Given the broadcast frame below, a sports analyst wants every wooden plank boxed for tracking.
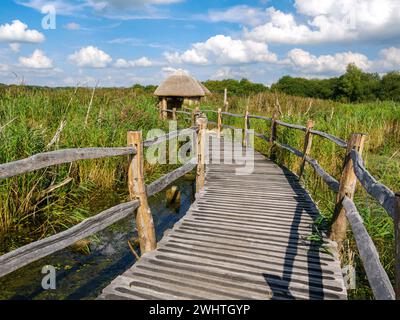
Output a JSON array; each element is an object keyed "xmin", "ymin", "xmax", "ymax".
[
  {"xmin": 0, "ymin": 200, "xmax": 139, "ymax": 278},
  {"xmin": 395, "ymin": 193, "xmax": 400, "ymax": 300},
  {"xmin": 342, "ymin": 196, "xmax": 395, "ymax": 300},
  {"xmin": 0, "ymin": 147, "xmax": 136, "ymax": 180}
]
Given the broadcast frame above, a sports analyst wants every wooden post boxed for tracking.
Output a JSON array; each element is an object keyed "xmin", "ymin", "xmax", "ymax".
[
  {"xmin": 243, "ymin": 110, "xmax": 250, "ymax": 148},
  {"xmin": 127, "ymin": 131, "xmax": 157, "ymax": 255},
  {"xmin": 269, "ymin": 110, "xmax": 278, "ymax": 161},
  {"xmin": 330, "ymin": 133, "xmax": 366, "ymax": 249},
  {"xmin": 217, "ymin": 108, "xmax": 222, "ymax": 138},
  {"xmin": 172, "ymin": 107, "xmax": 177, "ymax": 121},
  {"xmin": 298, "ymin": 119, "xmax": 314, "ymax": 179},
  {"xmin": 196, "ymin": 116, "xmax": 207, "ymax": 193},
  {"xmin": 191, "ymin": 106, "xmax": 200, "ymax": 127},
  {"xmin": 395, "ymin": 192, "xmax": 400, "ymax": 300},
  {"xmin": 224, "ymin": 88, "xmax": 228, "ymax": 112}
]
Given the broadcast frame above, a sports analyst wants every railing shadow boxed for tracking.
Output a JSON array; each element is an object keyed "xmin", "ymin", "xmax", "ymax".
[{"xmin": 263, "ymin": 166, "xmax": 325, "ymax": 300}]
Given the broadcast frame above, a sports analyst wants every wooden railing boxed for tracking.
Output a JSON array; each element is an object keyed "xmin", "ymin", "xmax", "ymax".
[
  {"xmin": 0, "ymin": 124, "xmax": 202, "ymax": 278},
  {"xmin": 192, "ymin": 106, "xmax": 399, "ymax": 300}
]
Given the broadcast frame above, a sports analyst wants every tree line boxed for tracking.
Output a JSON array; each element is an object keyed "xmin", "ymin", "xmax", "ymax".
[{"xmin": 271, "ymin": 64, "xmax": 400, "ymax": 103}]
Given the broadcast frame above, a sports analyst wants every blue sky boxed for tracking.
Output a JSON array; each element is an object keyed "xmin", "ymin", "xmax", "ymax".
[{"xmin": 0, "ymin": 0, "xmax": 399, "ymax": 87}]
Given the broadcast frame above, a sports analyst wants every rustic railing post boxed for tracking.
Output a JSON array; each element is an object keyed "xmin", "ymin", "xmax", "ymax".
[
  {"xmin": 395, "ymin": 192, "xmax": 400, "ymax": 300},
  {"xmin": 243, "ymin": 110, "xmax": 250, "ymax": 148},
  {"xmin": 269, "ymin": 110, "xmax": 278, "ymax": 161},
  {"xmin": 217, "ymin": 108, "xmax": 222, "ymax": 138},
  {"xmin": 127, "ymin": 131, "xmax": 157, "ymax": 255},
  {"xmin": 196, "ymin": 116, "xmax": 207, "ymax": 193},
  {"xmin": 172, "ymin": 107, "xmax": 177, "ymax": 121},
  {"xmin": 224, "ymin": 88, "xmax": 228, "ymax": 111},
  {"xmin": 191, "ymin": 106, "xmax": 200, "ymax": 127},
  {"xmin": 298, "ymin": 119, "xmax": 314, "ymax": 179},
  {"xmin": 330, "ymin": 133, "xmax": 366, "ymax": 249}
]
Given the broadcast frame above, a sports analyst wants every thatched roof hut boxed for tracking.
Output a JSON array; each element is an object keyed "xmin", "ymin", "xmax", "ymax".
[
  {"xmin": 154, "ymin": 70, "xmax": 211, "ymax": 118},
  {"xmin": 154, "ymin": 70, "xmax": 207, "ymax": 98}
]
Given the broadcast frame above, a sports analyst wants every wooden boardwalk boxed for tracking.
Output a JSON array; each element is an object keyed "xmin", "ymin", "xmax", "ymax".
[{"xmin": 99, "ymin": 136, "xmax": 347, "ymax": 300}]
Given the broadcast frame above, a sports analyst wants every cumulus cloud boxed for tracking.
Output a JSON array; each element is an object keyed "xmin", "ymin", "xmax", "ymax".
[
  {"xmin": 245, "ymin": 1, "xmax": 400, "ymax": 45},
  {"xmin": 19, "ymin": 49, "xmax": 53, "ymax": 69},
  {"xmin": 164, "ymin": 35, "xmax": 277, "ymax": 65},
  {"xmin": 0, "ymin": 20, "xmax": 44, "ymax": 43},
  {"xmin": 377, "ymin": 47, "xmax": 400, "ymax": 70},
  {"xmin": 68, "ymin": 46, "xmax": 112, "ymax": 68},
  {"xmin": 0, "ymin": 63, "xmax": 9, "ymax": 72},
  {"xmin": 284, "ymin": 48, "xmax": 372, "ymax": 74},
  {"xmin": 207, "ymin": 5, "xmax": 268, "ymax": 27},
  {"xmin": 114, "ymin": 57, "xmax": 153, "ymax": 68}
]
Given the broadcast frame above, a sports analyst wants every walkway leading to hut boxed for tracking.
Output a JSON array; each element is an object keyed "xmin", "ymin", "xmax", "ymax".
[{"xmin": 99, "ymin": 134, "xmax": 347, "ymax": 300}]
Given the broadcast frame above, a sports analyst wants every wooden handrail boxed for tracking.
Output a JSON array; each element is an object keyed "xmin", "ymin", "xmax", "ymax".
[
  {"xmin": 0, "ymin": 147, "xmax": 137, "ymax": 180},
  {"xmin": 350, "ymin": 149, "xmax": 396, "ymax": 219},
  {"xmin": 342, "ymin": 196, "xmax": 395, "ymax": 300}
]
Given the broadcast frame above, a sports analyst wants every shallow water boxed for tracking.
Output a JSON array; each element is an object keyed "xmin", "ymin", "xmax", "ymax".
[{"xmin": 0, "ymin": 177, "xmax": 195, "ymax": 300}]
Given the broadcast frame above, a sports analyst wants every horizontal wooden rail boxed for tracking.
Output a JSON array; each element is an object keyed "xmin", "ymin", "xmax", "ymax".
[
  {"xmin": 0, "ymin": 200, "xmax": 140, "ymax": 278},
  {"xmin": 0, "ymin": 147, "xmax": 137, "ymax": 180},
  {"xmin": 254, "ymin": 132, "xmax": 270, "ymax": 142},
  {"xmin": 143, "ymin": 128, "xmax": 196, "ymax": 148},
  {"xmin": 311, "ymin": 130, "xmax": 347, "ymax": 148},
  {"xmin": 221, "ymin": 112, "xmax": 244, "ymax": 118},
  {"xmin": 275, "ymin": 120, "xmax": 307, "ymax": 132},
  {"xmin": 175, "ymin": 110, "xmax": 192, "ymax": 116},
  {"xmin": 342, "ymin": 196, "xmax": 395, "ymax": 300},
  {"xmin": 305, "ymin": 156, "xmax": 340, "ymax": 192},
  {"xmin": 147, "ymin": 160, "xmax": 196, "ymax": 197},
  {"xmin": 248, "ymin": 114, "xmax": 272, "ymax": 121},
  {"xmin": 350, "ymin": 149, "xmax": 396, "ymax": 219},
  {"xmin": 274, "ymin": 141, "xmax": 304, "ymax": 158}
]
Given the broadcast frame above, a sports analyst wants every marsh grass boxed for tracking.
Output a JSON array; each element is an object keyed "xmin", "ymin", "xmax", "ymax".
[{"xmin": 0, "ymin": 86, "xmax": 187, "ymax": 254}]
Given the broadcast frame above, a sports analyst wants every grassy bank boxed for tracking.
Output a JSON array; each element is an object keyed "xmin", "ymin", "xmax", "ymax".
[{"xmin": 202, "ymin": 92, "xmax": 400, "ymax": 299}]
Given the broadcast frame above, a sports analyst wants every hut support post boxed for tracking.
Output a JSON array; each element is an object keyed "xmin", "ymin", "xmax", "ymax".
[
  {"xmin": 330, "ymin": 133, "xmax": 366, "ymax": 249},
  {"xmin": 217, "ymin": 108, "xmax": 222, "ymax": 138},
  {"xmin": 127, "ymin": 131, "xmax": 157, "ymax": 255},
  {"xmin": 395, "ymin": 192, "xmax": 400, "ymax": 300},
  {"xmin": 161, "ymin": 98, "xmax": 167, "ymax": 120},
  {"xmin": 196, "ymin": 116, "xmax": 207, "ymax": 193},
  {"xmin": 298, "ymin": 120, "xmax": 314, "ymax": 179}
]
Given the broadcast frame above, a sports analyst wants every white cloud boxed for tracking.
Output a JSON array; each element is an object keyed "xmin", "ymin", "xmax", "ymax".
[
  {"xmin": 9, "ymin": 43, "xmax": 21, "ymax": 52},
  {"xmin": 375, "ymin": 47, "xmax": 400, "ymax": 70},
  {"xmin": 19, "ymin": 49, "xmax": 53, "ymax": 69},
  {"xmin": 245, "ymin": 1, "xmax": 400, "ymax": 45},
  {"xmin": 284, "ymin": 48, "xmax": 372, "ymax": 74},
  {"xmin": 114, "ymin": 56, "xmax": 153, "ymax": 68},
  {"xmin": 164, "ymin": 35, "xmax": 277, "ymax": 65},
  {"xmin": 0, "ymin": 20, "xmax": 44, "ymax": 43},
  {"xmin": 65, "ymin": 22, "xmax": 81, "ymax": 30},
  {"xmin": 68, "ymin": 46, "xmax": 112, "ymax": 68},
  {"xmin": 207, "ymin": 5, "xmax": 267, "ymax": 27}
]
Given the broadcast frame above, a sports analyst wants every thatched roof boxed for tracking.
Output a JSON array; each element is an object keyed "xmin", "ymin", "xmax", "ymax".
[
  {"xmin": 154, "ymin": 70, "xmax": 209, "ymax": 97},
  {"xmin": 198, "ymin": 81, "xmax": 211, "ymax": 95}
]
